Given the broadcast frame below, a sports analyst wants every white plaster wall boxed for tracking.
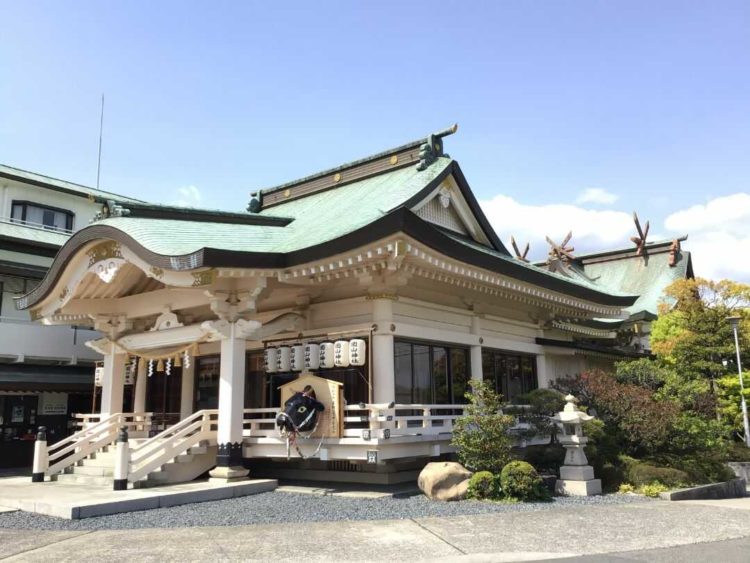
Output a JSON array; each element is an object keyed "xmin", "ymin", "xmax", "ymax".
[
  {"xmin": 0, "ymin": 177, "xmax": 102, "ymax": 230},
  {"xmin": 0, "ymin": 320, "xmax": 101, "ymax": 362}
]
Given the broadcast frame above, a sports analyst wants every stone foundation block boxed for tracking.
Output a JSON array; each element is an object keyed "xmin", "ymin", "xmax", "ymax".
[{"xmin": 555, "ymin": 478, "xmax": 602, "ymax": 496}]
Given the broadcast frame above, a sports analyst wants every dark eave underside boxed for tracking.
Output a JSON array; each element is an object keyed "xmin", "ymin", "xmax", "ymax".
[{"xmin": 21, "ymin": 207, "xmax": 638, "ymax": 311}]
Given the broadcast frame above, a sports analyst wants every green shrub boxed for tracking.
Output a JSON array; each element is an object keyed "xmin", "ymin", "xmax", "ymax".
[
  {"xmin": 650, "ymin": 453, "xmax": 736, "ymax": 484},
  {"xmin": 467, "ymin": 471, "xmax": 502, "ymax": 500},
  {"xmin": 514, "ymin": 389, "xmax": 566, "ymax": 444},
  {"xmin": 451, "ymin": 380, "xmax": 516, "ymax": 474},
  {"xmin": 638, "ymin": 482, "xmax": 669, "ymax": 498},
  {"xmin": 619, "ymin": 456, "xmax": 689, "ymax": 487},
  {"xmin": 598, "ymin": 462, "xmax": 626, "ymax": 492},
  {"xmin": 521, "ymin": 444, "xmax": 565, "ymax": 474},
  {"xmin": 726, "ymin": 442, "xmax": 750, "ymax": 462},
  {"xmin": 499, "ymin": 461, "xmax": 550, "ymax": 502},
  {"xmin": 618, "ymin": 483, "xmax": 635, "ymax": 494}
]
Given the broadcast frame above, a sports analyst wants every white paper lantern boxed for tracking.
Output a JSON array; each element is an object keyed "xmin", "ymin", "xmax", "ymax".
[
  {"xmin": 277, "ymin": 346, "xmax": 291, "ymax": 372},
  {"xmin": 304, "ymin": 343, "xmax": 321, "ymax": 370},
  {"xmin": 334, "ymin": 340, "xmax": 350, "ymax": 368},
  {"xmin": 290, "ymin": 344, "xmax": 305, "ymax": 372},
  {"xmin": 349, "ymin": 339, "xmax": 367, "ymax": 366},
  {"xmin": 319, "ymin": 342, "xmax": 335, "ymax": 369},
  {"xmin": 94, "ymin": 366, "xmax": 104, "ymax": 387},
  {"xmin": 264, "ymin": 348, "xmax": 278, "ymax": 373}
]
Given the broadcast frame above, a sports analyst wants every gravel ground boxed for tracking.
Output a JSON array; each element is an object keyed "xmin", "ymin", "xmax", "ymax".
[{"xmin": 0, "ymin": 491, "xmax": 653, "ymax": 531}]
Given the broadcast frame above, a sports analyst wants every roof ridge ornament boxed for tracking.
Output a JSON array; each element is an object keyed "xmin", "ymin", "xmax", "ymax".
[
  {"xmin": 630, "ymin": 212, "xmax": 650, "ymax": 257},
  {"xmin": 668, "ymin": 239, "xmax": 681, "ymax": 267},
  {"xmin": 545, "ymin": 231, "xmax": 576, "ymax": 274},
  {"xmin": 91, "ymin": 199, "xmax": 131, "ymax": 223},
  {"xmin": 510, "ymin": 236, "xmax": 530, "ymax": 262},
  {"xmin": 416, "ymin": 123, "xmax": 458, "ymax": 171}
]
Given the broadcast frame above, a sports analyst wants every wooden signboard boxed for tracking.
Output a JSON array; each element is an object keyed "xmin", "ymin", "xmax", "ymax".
[{"xmin": 279, "ymin": 373, "xmax": 344, "ymax": 438}]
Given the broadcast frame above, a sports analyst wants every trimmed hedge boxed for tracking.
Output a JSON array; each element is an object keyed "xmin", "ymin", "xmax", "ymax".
[
  {"xmin": 500, "ymin": 461, "xmax": 550, "ymax": 501},
  {"xmin": 467, "ymin": 471, "xmax": 501, "ymax": 500},
  {"xmin": 620, "ymin": 456, "xmax": 689, "ymax": 487}
]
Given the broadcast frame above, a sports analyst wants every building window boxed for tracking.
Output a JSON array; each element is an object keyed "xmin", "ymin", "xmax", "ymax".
[
  {"xmin": 481, "ymin": 349, "xmax": 537, "ymax": 404},
  {"xmin": 394, "ymin": 340, "xmax": 469, "ymax": 404},
  {"xmin": 10, "ymin": 201, "xmax": 74, "ymax": 232}
]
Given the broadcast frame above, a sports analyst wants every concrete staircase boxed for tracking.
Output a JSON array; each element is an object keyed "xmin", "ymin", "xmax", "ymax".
[{"xmin": 54, "ymin": 440, "xmax": 218, "ymax": 489}]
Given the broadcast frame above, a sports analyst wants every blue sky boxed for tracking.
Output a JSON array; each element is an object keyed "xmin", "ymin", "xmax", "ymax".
[{"xmin": 1, "ymin": 1, "xmax": 748, "ymax": 281}]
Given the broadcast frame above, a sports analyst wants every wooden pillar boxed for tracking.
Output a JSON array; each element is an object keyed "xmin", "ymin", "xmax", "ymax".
[
  {"xmin": 209, "ymin": 321, "xmax": 249, "ymax": 481},
  {"xmin": 133, "ymin": 366, "xmax": 147, "ymax": 414},
  {"xmin": 536, "ymin": 354, "xmax": 550, "ymax": 389},
  {"xmin": 470, "ymin": 316, "xmax": 483, "ymax": 382},
  {"xmin": 100, "ymin": 342, "xmax": 127, "ymax": 418},
  {"xmin": 372, "ymin": 297, "xmax": 395, "ymax": 404},
  {"xmin": 180, "ymin": 360, "xmax": 196, "ymax": 420}
]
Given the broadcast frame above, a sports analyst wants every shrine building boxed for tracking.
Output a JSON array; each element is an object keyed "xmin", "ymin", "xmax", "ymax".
[{"xmin": 16, "ymin": 126, "xmax": 692, "ymax": 485}]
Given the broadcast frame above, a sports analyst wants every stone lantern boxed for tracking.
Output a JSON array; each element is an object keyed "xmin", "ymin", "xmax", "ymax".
[{"xmin": 552, "ymin": 394, "xmax": 602, "ymax": 496}]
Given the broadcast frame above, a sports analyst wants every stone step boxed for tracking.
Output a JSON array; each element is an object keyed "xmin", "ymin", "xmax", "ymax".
[
  {"xmin": 55, "ymin": 473, "xmax": 113, "ymax": 486},
  {"xmin": 68, "ymin": 465, "xmax": 114, "ymax": 477},
  {"xmin": 79, "ymin": 456, "xmax": 116, "ymax": 468}
]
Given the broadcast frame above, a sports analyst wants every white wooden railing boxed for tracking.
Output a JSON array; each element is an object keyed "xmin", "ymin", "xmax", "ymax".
[
  {"xmin": 46, "ymin": 412, "xmax": 152, "ymax": 476},
  {"xmin": 242, "ymin": 403, "xmax": 468, "ymax": 440},
  {"xmin": 126, "ymin": 409, "xmax": 218, "ymax": 483},
  {"xmin": 73, "ymin": 412, "xmax": 154, "ymax": 433}
]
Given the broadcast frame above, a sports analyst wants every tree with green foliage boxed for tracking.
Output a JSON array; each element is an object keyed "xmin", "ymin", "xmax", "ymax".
[
  {"xmin": 650, "ymin": 277, "xmax": 750, "ymax": 438},
  {"xmin": 451, "ymin": 379, "xmax": 516, "ymax": 474}
]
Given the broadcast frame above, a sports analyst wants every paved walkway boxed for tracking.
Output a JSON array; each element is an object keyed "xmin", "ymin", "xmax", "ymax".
[{"xmin": 2, "ymin": 497, "xmax": 750, "ymax": 561}]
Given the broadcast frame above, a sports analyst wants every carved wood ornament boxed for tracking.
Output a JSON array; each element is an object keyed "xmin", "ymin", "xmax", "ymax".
[
  {"xmin": 546, "ymin": 231, "xmax": 575, "ymax": 263},
  {"xmin": 510, "ymin": 236, "xmax": 530, "ymax": 262},
  {"xmin": 630, "ymin": 212, "xmax": 650, "ymax": 256}
]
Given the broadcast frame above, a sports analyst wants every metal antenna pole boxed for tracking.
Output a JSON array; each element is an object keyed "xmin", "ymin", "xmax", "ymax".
[{"xmin": 96, "ymin": 94, "xmax": 104, "ymax": 189}]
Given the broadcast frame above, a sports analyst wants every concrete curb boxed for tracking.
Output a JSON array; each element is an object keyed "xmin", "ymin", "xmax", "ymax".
[{"xmin": 660, "ymin": 478, "xmax": 747, "ymax": 501}]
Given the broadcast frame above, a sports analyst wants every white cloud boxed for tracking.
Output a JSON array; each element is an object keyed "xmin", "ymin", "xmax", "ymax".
[
  {"xmin": 174, "ymin": 185, "xmax": 202, "ymax": 208},
  {"xmin": 575, "ymin": 188, "xmax": 619, "ymax": 205},
  {"xmin": 479, "ymin": 195, "xmax": 634, "ymax": 261},
  {"xmin": 664, "ymin": 193, "xmax": 750, "ymax": 282}
]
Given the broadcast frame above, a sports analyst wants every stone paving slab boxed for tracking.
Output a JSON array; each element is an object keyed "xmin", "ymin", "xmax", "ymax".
[
  {"xmin": 0, "ymin": 477, "xmax": 277, "ymax": 519},
  {"xmin": 0, "ymin": 506, "xmax": 17, "ymax": 513},
  {"xmin": 2, "ymin": 520, "xmax": 458, "ymax": 562},
  {"xmin": 4, "ymin": 501, "xmax": 750, "ymax": 561},
  {"xmin": 414, "ymin": 502, "xmax": 750, "ymax": 557},
  {"xmin": 0, "ymin": 530, "xmax": 92, "ymax": 560}
]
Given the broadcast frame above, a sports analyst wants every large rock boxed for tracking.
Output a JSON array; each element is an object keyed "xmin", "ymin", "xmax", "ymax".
[{"xmin": 418, "ymin": 461, "xmax": 471, "ymax": 501}]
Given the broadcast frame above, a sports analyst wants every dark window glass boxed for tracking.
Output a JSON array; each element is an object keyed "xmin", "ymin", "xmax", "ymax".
[
  {"xmin": 394, "ymin": 340, "xmax": 470, "ymax": 405},
  {"xmin": 394, "ymin": 342, "xmax": 413, "ymax": 404},
  {"xmin": 482, "ymin": 349, "xmax": 538, "ymax": 403},
  {"xmin": 433, "ymin": 347, "xmax": 449, "ymax": 404},
  {"xmin": 9, "ymin": 201, "xmax": 73, "ymax": 233},
  {"xmin": 450, "ymin": 348, "xmax": 469, "ymax": 404},
  {"xmin": 413, "ymin": 345, "xmax": 431, "ymax": 404}
]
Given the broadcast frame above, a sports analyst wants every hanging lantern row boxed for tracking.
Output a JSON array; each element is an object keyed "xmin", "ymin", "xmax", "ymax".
[{"xmin": 264, "ymin": 339, "xmax": 367, "ymax": 373}]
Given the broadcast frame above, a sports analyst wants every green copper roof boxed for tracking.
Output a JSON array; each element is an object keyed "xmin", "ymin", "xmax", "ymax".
[
  {"xmin": 0, "ymin": 164, "xmax": 147, "ymax": 204},
  {"xmin": 94, "ymin": 217, "xmax": 286, "ymax": 255},
  {"xmin": 258, "ymin": 158, "xmax": 453, "ymax": 252},
  {"xmin": 440, "ymin": 229, "xmax": 634, "ymax": 299},
  {"xmin": 90, "ymin": 159, "xmax": 451, "ymax": 256},
  {"xmin": 583, "ymin": 249, "xmax": 692, "ymax": 317}
]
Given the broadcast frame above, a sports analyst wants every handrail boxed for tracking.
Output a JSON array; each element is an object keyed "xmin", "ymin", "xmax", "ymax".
[
  {"xmin": 127, "ymin": 409, "xmax": 218, "ymax": 483},
  {"xmin": 46, "ymin": 413, "xmax": 153, "ymax": 476},
  {"xmin": 48, "ymin": 413, "xmax": 121, "ymax": 462}
]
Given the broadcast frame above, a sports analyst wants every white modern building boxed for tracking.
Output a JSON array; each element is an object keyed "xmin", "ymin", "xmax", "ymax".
[{"xmin": 0, "ymin": 165, "xmax": 144, "ymax": 467}]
